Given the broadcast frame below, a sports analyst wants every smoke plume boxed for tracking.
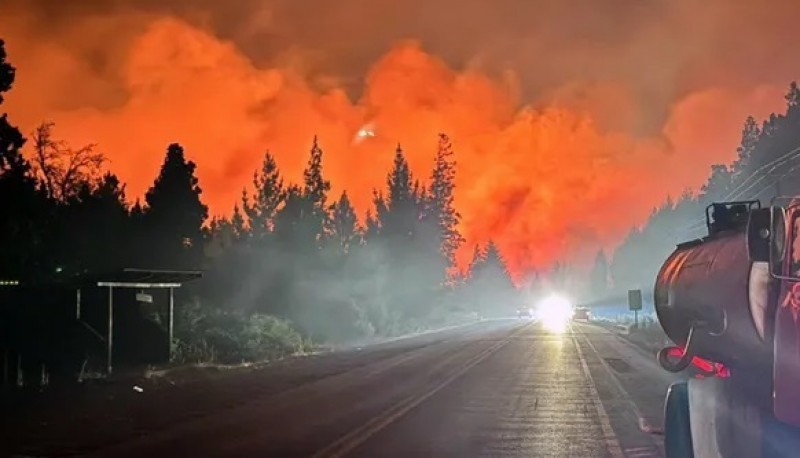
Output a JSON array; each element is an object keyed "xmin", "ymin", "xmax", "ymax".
[{"xmin": 1, "ymin": 0, "xmax": 796, "ymax": 276}]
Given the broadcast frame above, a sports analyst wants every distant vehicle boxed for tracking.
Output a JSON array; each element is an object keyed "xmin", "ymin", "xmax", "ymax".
[
  {"xmin": 517, "ymin": 307, "xmax": 534, "ymax": 319},
  {"xmin": 573, "ymin": 307, "xmax": 590, "ymax": 321}
]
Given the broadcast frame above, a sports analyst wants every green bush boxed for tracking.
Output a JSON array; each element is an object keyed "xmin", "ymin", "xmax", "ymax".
[
  {"xmin": 240, "ymin": 314, "xmax": 306, "ymax": 362},
  {"xmin": 173, "ymin": 302, "xmax": 306, "ymax": 365}
]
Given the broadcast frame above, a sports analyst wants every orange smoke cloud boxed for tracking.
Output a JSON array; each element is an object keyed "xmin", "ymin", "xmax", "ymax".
[{"xmin": 0, "ymin": 11, "xmax": 789, "ymax": 278}]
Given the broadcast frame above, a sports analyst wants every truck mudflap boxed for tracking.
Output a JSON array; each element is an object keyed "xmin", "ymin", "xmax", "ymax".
[{"xmin": 687, "ymin": 377, "xmax": 762, "ymax": 458}]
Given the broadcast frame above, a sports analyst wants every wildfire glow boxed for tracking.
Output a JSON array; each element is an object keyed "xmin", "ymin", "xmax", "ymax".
[{"xmin": 0, "ymin": 1, "xmax": 794, "ymax": 278}]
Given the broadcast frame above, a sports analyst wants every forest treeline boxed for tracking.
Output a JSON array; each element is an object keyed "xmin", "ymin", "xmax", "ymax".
[
  {"xmin": 4, "ymin": 33, "xmax": 800, "ymax": 367},
  {"xmin": 0, "ymin": 39, "xmax": 519, "ymax": 366},
  {"xmin": 607, "ymin": 83, "xmax": 800, "ymax": 295}
]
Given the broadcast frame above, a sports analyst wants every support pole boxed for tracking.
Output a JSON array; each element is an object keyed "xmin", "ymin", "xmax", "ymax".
[
  {"xmin": 76, "ymin": 288, "xmax": 82, "ymax": 320},
  {"xmin": 16, "ymin": 353, "xmax": 22, "ymax": 387},
  {"xmin": 107, "ymin": 286, "xmax": 114, "ymax": 375},
  {"xmin": 168, "ymin": 287, "xmax": 174, "ymax": 362},
  {"xmin": 2, "ymin": 348, "xmax": 7, "ymax": 388}
]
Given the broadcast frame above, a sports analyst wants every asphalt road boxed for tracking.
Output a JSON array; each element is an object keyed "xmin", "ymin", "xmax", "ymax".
[{"xmin": 3, "ymin": 319, "xmax": 682, "ymax": 457}]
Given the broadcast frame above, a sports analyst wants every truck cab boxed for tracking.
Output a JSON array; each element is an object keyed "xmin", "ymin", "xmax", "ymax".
[{"xmin": 656, "ymin": 200, "xmax": 800, "ymax": 457}]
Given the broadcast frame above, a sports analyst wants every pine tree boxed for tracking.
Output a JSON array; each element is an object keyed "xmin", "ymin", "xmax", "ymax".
[
  {"xmin": 303, "ymin": 136, "xmax": 331, "ymax": 238},
  {"xmin": 331, "ymin": 191, "xmax": 358, "ymax": 254},
  {"xmin": 370, "ymin": 144, "xmax": 435, "ymax": 322},
  {"xmin": 0, "ymin": 38, "xmax": 47, "ymax": 280},
  {"xmin": 732, "ymin": 116, "xmax": 760, "ymax": 179},
  {"xmin": 0, "ymin": 39, "xmax": 27, "ymax": 174},
  {"xmin": 380, "ymin": 144, "xmax": 419, "ymax": 240},
  {"xmin": 274, "ymin": 184, "xmax": 305, "ymax": 242},
  {"xmin": 467, "ymin": 244, "xmax": 486, "ymax": 277},
  {"xmin": 699, "ymin": 164, "xmax": 732, "ymax": 204},
  {"xmin": 468, "ymin": 241, "xmax": 517, "ymax": 317},
  {"xmin": 62, "ymin": 173, "xmax": 132, "ymax": 274},
  {"xmin": 143, "ymin": 143, "xmax": 209, "ymax": 268},
  {"xmin": 427, "ymin": 133, "xmax": 464, "ymax": 265},
  {"xmin": 231, "ymin": 203, "xmax": 247, "ymax": 240},
  {"xmin": 364, "ymin": 207, "xmax": 381, "ymax": 242},
  {"xmin": 786, "ymin": 81, "xmax": 800, "ymax": 109},
  {"xmin": 243, "ymin": 151, "xmax": 284, "ymax": 237}
]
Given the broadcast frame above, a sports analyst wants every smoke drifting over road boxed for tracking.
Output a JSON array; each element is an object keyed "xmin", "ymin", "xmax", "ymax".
[{"xmin": 1, "ymin": 0, "xmax": 796, "ymax": 275}]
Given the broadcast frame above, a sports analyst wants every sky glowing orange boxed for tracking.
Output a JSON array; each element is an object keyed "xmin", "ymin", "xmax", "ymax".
[{"xmin": 1, "ymin": 0, "xmax": 796, "ymax": 278}]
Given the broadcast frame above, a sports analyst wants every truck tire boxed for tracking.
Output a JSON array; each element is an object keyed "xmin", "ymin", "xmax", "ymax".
[{"xmin": 664, "ymin": 381, "xmax": 694, "ymax": 458}]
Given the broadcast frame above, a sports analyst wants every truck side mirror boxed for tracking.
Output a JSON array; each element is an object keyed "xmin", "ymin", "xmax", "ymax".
[{"xmin": 747, "ymin": 207, "xmax": 772, "ymax": 262}]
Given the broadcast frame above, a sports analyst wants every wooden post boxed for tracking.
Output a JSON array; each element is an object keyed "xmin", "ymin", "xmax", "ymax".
[
  {"xmin": 16, "ymin": 353, "xmax": 22, "ymax": 387},
  {"xmin": 2, "ymin": 348, "xmax": 7, "ymax": 388},
  {"xmin": 168, "ymin": 287, "xmax": 174, "ymax": 362},
  {"xmin": 107, "ymin": 286, "xmax": 114, "ymax": 375},
  {"xmin": 76, "ymin": 288, "xmax": 82, "ymax": 320}
]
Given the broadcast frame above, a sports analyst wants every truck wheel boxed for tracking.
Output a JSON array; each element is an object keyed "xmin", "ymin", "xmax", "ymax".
[{"xmin": 664, "ymin": 381, "xmax": 694, "ymax": 458}]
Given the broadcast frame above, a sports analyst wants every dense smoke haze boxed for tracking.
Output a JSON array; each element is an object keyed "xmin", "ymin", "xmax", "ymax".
[{"xmin": 1, "ymin": 0, "xmax": 798, "ymax": 276}]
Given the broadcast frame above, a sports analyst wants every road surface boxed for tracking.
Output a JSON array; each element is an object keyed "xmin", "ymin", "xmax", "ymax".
[{"xmin": 3, "ymin": 319, "xmax": 682, "ymax": 457}]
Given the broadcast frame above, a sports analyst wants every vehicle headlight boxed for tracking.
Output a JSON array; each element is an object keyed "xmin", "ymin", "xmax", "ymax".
[{"xmin": 537, "ymin": 294, "xmax": 573, "ymax": 333}]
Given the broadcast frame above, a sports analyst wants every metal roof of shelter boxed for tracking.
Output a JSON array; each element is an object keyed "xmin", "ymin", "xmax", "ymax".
[
  {"xmin": 0, "ymin": 268, "xmax": 202, "ymax": 289},
  {"xmin": 92, "ymin": 268, "xmax": 203, "ymax": 288}
]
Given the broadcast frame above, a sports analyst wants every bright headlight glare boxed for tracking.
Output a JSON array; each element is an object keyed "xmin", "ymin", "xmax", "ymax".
[{"xmin": 537, "ymin": 293, "xmax": 573, "ymax": 333}]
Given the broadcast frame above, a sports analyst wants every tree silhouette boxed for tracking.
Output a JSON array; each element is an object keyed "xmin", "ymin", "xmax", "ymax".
[
  {"xmin": 426, "ymin": 133, "xmax": 464, "ymax": 266},
  {"xmin": 303, "ymin": 136, "xmax": 331, "ymax": 216},
  {"xmin": 731, "ymin": 116, "xmax": 760, "ymax": 179},
  {"xmin": 58, "ymin": 173, "xmax": 131, "ymax": 275},
  {"xmin": 786, "ymin": 81, "xmax": 800, "ymax": 108},
  {"xmin": 30, "ymin": 122, "xmax": 104, "ymax": 201},
  {"xmin": 0, "ymin": 38, "xmax": 47, "ymax": 280},
  {"xmin": 467, "ymin": 241, "xmax": 518, "ymax": 317},
  {"xmin": 467, "ymin": 244, "xmax": 486, "ymax": 274},
  {"xmin": 371, "ymin": 144, "xmax": 433, "ymax": 321},
  {"xmin": 0, "ymin": 39, "xmax": 27, "ymax": 173},
  {"xmin": 143, "ymin": 143, "xmax": 208, "ymax": 268},
  {"xmin": 243, "ymin": 151, "xmax": 284, "ymax": 238},
  {"xmin": 331, "ymin": 191, "xmax": 358, "ymax": 254},
  {"xmin": 377, "ymin": 144, "xmax": 426, "ymax": 245}
]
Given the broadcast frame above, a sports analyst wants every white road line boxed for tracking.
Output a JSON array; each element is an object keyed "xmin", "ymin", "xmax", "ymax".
[
  {"xmin": 577, "ymin": 327, "xmax": 667, "ymax": 457},
  {"xmin": 571, "ymin": 325, "xmax": 625, "ymax": 458},
  {"xmin": 579, "ymin": 329, "xmax": 657, "ymax": 433},
  {"xmin": 627, "ymin": 451, "xmax": 660, "ymax": 458},
  {"xmin": 311, "ymin": 323, "xmax": 529, "ymax": 458},
  {"xmin": 626, "ymin": 445, "xmax": 661, "ymax": 457}
]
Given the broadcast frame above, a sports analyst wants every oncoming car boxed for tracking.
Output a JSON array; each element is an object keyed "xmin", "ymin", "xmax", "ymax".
[
  {"xmin": 573, "ymin": 307, "xmax": 591, "ymax": 321},
  {"xmin": 517, "ymin": 307, "xmax": 534, "ymax": 319}
]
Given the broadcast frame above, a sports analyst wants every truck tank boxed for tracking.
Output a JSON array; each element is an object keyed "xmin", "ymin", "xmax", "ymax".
[{"xmin": 654, "ymin": 228, "xmax": 771, "ymax": 371}]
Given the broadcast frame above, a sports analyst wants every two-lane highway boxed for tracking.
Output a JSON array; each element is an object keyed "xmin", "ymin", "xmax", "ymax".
[
  {"xmin": 343, "ymin": 322, "xmax": 677, "ymax": 458},
  {"xmin": 4, "ymin": 319, "xmax": 681, "ymax": 457}
]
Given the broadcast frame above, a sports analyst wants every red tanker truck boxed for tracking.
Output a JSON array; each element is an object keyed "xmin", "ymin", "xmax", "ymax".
[{"xmin": 655, "ymin": 199, "xmax": 800, "ymax": 457}]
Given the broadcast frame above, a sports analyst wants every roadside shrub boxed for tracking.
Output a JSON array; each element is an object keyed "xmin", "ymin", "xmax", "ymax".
[
  {"xmin": 173, "ymin": 302, "xmax": 306, "ymax": 365},
  {"xmin": 240, "ymin": 314, "xmax": 305, "ymax": 362}
]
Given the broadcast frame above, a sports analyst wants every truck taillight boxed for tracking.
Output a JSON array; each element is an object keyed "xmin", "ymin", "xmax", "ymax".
[{"xmin": 666, "ymin": 346, "xmax": 730, "ymax": 378}]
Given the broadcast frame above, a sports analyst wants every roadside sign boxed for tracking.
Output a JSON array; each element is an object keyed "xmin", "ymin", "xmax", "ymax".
[
  {"xmin": 628, "ymin": 289, "xmax": 643, "ymax": 311},
  {"xmin": 136, "ymin": 292, "xmax": 153, "ymax": 303}
]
